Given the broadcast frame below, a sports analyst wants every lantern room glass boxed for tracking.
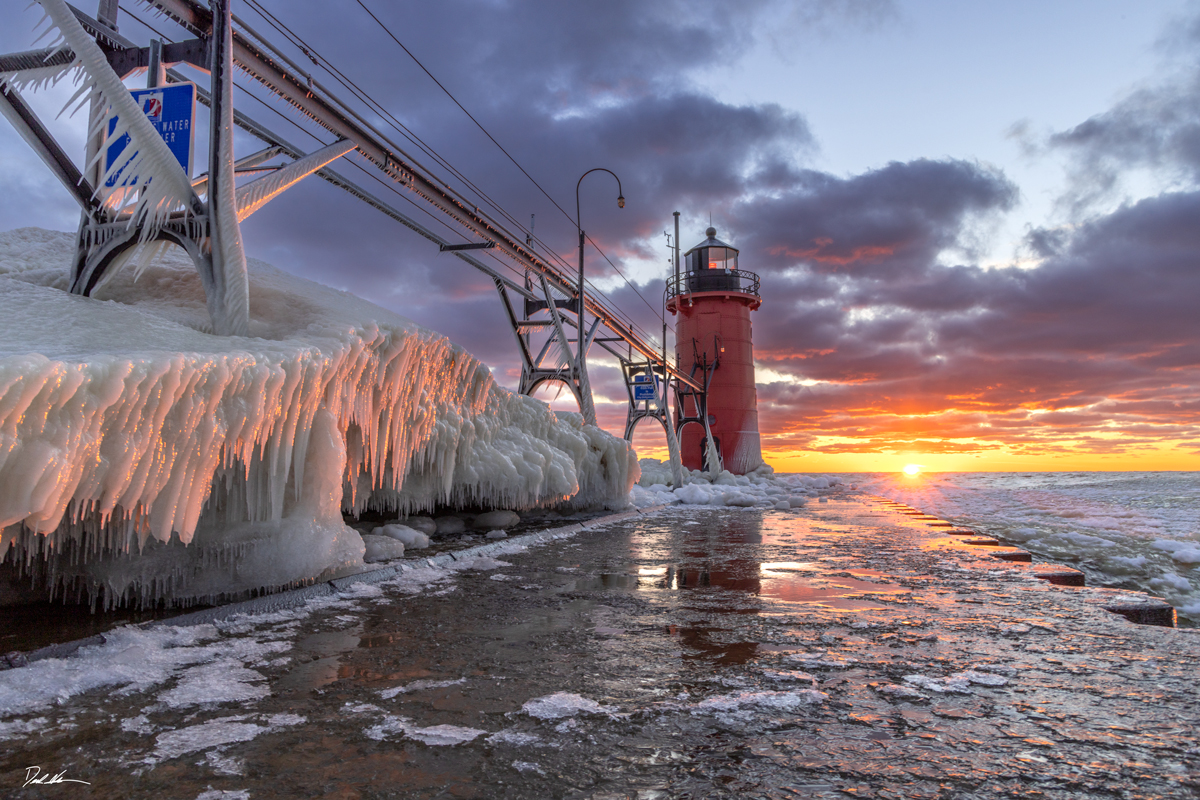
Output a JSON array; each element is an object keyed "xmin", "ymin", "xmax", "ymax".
[{"xmin": 687, "ymin": 247, "xmax": 739, "ymax": 272}]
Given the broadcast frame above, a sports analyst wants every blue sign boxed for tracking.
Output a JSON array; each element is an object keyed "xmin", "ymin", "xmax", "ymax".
[
  {"xmin": 104, "ymin": 83, "xmax": 196, "ymax": 188},
  {"xmin": 633, "ymin": 376, "xmax": 658, "ymax": 401}
]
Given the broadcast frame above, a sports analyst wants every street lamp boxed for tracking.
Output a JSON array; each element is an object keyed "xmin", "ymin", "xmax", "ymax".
[{"xmin": 575, "ymin": 168, "xmax": 624, "ymax": 425}]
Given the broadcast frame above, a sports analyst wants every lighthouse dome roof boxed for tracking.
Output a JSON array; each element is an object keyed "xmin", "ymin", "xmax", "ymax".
[{"xmin": 683, "ymin": 227, "xmax": 737, "ymax": 257}]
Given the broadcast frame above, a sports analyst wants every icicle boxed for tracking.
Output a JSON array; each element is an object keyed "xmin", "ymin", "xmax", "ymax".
[{"xmin": 0, "ymin": 230, "xmax": 637, "ymax": 608}]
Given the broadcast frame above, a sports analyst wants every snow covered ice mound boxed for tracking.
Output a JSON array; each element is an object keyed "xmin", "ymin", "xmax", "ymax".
[
  {"xmin": 0, "ymin": 229, "xmax": 637, "ymax": 607},
  {"xmin": 629, "ymin": 458, "xmax": 843, "ymax": 509}
]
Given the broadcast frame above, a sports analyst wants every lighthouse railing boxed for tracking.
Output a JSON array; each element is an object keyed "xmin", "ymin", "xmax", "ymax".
[{"xmin": 666, "ymin": 269, "xmax": 760, "ymax": 301}]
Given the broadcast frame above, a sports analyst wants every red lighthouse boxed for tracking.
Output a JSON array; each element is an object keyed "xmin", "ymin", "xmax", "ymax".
[{"xmin": 666, "ymin": 226, "xmax": 764, "ymax": 474}]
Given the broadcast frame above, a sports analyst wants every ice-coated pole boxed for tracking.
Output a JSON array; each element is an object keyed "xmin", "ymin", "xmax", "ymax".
[{"xmin": 673, "ymin": 210, "xmax": 680, "ymax": 284}]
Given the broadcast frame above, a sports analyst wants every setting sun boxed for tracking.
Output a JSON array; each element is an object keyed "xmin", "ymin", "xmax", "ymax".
[{"xmin": 903, "ymin": 464, "xmax": 922, "ymax": 476}]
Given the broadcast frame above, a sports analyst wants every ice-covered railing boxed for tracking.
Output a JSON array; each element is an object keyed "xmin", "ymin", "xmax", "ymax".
[{"xmin": 0, "ymin": 229, "xmax": 637, "ymax": 608}]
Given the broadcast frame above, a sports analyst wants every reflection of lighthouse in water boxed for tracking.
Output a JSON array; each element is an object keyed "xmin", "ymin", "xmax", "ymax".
[{"xmin": 666, "ymin": 226, "xmax": 764, "ymax": 474}]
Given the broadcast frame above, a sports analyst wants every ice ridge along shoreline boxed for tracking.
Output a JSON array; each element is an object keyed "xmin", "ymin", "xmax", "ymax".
[{"xmin": 0, "ymin": 228, "xmax": 637, "ymax": 608}]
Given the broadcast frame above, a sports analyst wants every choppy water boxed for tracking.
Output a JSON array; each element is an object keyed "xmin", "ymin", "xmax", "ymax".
[{"xmin": 855, "ymin": 471, "xmax": 1200, "ymax": 623}]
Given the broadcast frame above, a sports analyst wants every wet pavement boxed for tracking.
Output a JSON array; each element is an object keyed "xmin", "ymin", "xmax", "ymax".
[{"xmin": 2, "ymin": 496, "xmax": 1199, "ymax": 798}]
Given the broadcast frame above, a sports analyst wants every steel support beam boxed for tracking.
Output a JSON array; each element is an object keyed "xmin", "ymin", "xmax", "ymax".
[
  {"xmin": 0, "ymin": 87, "xmax": 99, "ymax": 215},
  {"xmin": 143, "ymin": 0, "xmax": 702, "ymax": 393}
]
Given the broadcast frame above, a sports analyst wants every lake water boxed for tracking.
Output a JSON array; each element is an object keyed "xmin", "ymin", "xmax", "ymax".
[{"xmin": 855, "ymin": 471, "xmax": 1200, "ymax": 624}]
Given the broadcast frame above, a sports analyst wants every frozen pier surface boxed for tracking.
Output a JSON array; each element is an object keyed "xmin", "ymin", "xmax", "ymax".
[{"xmin": 1, "ymin": 496, "xmax": 1198, "ymax": 798}]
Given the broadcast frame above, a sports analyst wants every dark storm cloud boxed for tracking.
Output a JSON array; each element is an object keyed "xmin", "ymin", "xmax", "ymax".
[
  {"xmin": 1047, "ymin": 10, "xmax": 1200, "ymax": 213},
  {"xmin": 6, "ymin": 0, "xmax": 1198, "ymax": 462},
  {"xmin": 752, "ymin": 186, "xmax": 1200, "ymax": 455},
  {"xmin": 224, "ymin": 0, "xmax": 819, "ymax": 370},
  {"xmin": 731, "ymin": 159, "xmax": 1018, "ymax": 279},
  {"xmin": 729, "ymin": 6, "xmax": 1200, "ymax": 459},
  {"xmin": 1049, "ymin": 75, "xmax": 1200, "ymax": 211}
]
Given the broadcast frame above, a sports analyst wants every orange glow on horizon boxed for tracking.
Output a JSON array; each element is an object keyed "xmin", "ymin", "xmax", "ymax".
[
  {"xmin": 625, "ymin": 430, "xmax": 1200, "ymax": 474},
  {"xmin": 605, "ymin": 392, "xmax": 1200, "ymax": 474},
  {"xmin": 760, "ymin": 443, "xmax": 1200, "ymax": 473}
]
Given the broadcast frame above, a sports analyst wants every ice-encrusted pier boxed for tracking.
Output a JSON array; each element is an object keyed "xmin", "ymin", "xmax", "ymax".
[{"xmin": 0, "ymin": 229, "xmax": 636, "ymax": 608}]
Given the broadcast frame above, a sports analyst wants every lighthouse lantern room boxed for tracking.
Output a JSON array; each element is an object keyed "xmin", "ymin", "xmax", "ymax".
[{"xmin": 665, "ymin": 226, "xmax": 765, "ymax": 474}]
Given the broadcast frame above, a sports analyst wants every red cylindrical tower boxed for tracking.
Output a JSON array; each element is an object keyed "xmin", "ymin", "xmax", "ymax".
[{"xmin": 666, "ymin": 226, "xmax": 764, "ymax": 474}]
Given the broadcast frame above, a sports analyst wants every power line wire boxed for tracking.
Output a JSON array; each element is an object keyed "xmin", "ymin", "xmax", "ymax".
[
  {"xmin": 125, "ymin": 0, "xmax": 669, "ymax": 343},
  {"xmin": 347, "ymin": 0, "xmax": 671, "ymax": 334}
]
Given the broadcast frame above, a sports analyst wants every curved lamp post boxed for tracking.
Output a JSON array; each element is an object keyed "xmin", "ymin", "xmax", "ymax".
[{"xmin": 574, "ymin": 168, "xmax": 624, "ymax": 425}]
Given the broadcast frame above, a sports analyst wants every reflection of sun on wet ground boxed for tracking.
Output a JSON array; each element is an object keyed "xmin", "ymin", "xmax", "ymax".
[{"xmin": 620, "ymin": 511, "xmax": 914, "ymax": 611}]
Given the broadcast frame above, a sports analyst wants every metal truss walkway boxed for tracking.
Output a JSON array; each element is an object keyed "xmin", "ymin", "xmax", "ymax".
[{"xmin": 0, "ymin": 0, "xmax": 696, "ymax": 479}]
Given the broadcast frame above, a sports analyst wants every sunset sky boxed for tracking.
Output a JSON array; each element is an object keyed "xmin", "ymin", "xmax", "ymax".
[{"xmin": 3, "ymin": 0, "xmax": 1199, "ymax": 472}]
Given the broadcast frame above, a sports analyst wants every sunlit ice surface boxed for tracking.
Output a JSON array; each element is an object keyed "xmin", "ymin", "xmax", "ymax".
[
  {"xmin": 0, "ymin": 229, "xmax": 636, "ymax": 609},
  {"xmin": 1, "ymin": 501, "xmax": 1196, "ymax": 797}
]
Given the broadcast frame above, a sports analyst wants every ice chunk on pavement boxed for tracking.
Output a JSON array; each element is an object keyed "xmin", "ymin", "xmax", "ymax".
[
  {"xmin": 436, "ymin": 517, "xmax": 467, "ymax": 535},
  {"xmin": 521, "ymin": 692, "xmax": 607, "ymax": 719},
  {"xmin": 487, "ymin": 728, "xmax": 546, "ymax": 747},
  {"xmin": 473, "ymin": 510, "xmax": 520, "ymax": 530},
  {"xmin": 196, "ymin": 789, "xmax": 251, "ymax": 800},
  {"xmin": 361, "ymin": 534, "xmax": 405, "ymax": 563},
  {"xmin": 877, "ymin": 683, "xmax": 925, "ymax": 699},
  {"xmin": 903, "ymin": 674, "xmax": 971, "ymax": 694},
  {"xmin": 693, "ymin": 689, "xmax": 826, "ymax": 713},
  {"xmin": 379, "ymin": 677, "xmax": 466, "ymax": 699},
  {"xmin": 365, "ymin": 714, "xmax": 486, "ymax": 745},
  {"xmin": 0, "ymin": 623, "xmax": 289, "ymax": 718},
  {"xmin": 158, "ymin": 660, "xmax": 269, "ymax": 709},
  {"xmin": 954, "ymin": 670, "xmax": 1009, "ymax": 687},
  {"xmin": 403, "ymin": 724, "xmax": 487, "ymax": 746},
  {"xmin": 374, "ymin": 524, "xmax": 430, "ymax": 549},
  {"xmin": 486, "ymin": 530, "xmax": 508, "ymax": 540},
  {"xmin": 152, "ymin": 719, "xmax": 266, "ymax": 761},
  {"xmin": 401, "ymin": 517, "xmax": 438, "ymax": 536}
]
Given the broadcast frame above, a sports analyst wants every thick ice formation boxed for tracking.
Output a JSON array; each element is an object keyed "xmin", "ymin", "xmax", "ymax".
[
  {"xmin": 630, "ymin": 459, "xmax": 841, "ymax": 509},
  {"xmin": 0, "ymin": 228, "xmax": 636, "ymax": 607}
]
